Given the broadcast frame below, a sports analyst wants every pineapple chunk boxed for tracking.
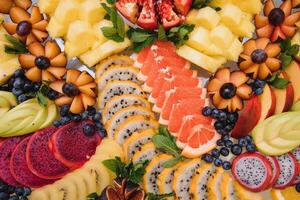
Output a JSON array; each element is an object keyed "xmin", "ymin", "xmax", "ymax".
[
  {"xmin": 186, "ymin": 9, "xmax": 198, "ymax": 24},
  {"xmin": 66, "ymin": 20, "xmax": 97, "ymax": 47},
  {"xmin": 80, "ymin": 38, "xmax": 131, "ymax": 67},
  {"xmin": 176, "ymin": 45, "xmax": 224, "ymax": 73},
  {"xmin": 210, "ymin": 0, "xmax": 232, "ymax": 7},
  {"xmin": 186, "ymin": 27, "xmax": 223, "ymax": 56},
  {"xmin": 0, "ymin": 58, "xmax": 20, "ymax": 85},
  {"xmin": 47, "ymin": 16, "xmax": 68, "ymax": 38},
  {"xmin": 93, "ymin": 20, "xmax": 113, "ymax": 43},
  {"xmin": 223, "ymin": 38, "xmax": 243, "ymax": 61},
  {"xmin": 210, "ymin": 25, "xmax": 234, "ymax": 48},
  {"xmin": 231, "ymin": 0, "xmax": 263, "ymax": 15},
  {"xmin": 64, "ymin": 41, "xmax": 90, "ymax": 58},
  {"xmin": 79, "ymin": 0, "xmax": 106, "ymax": 25},
  {"xmin": 0, "ymin": 44, "xmax": 17, "ymax": 62},
  {"xmin": 37, "ymin": 0, "xmax": 60, "ymax": 15},
  {"xmin": 54, "ymin": 0, "xmax": 79, "ymax": 24},
  {"xmin": 220, "ymin": 4, "xmax": 242, "ymax": 27},
  {"xmin": 229, "ymin": 15, "xmax": 255, "ymax": 38},
  {"xmin": 196, "ymin": 7, "xmax": 220, "ymax": 30}
]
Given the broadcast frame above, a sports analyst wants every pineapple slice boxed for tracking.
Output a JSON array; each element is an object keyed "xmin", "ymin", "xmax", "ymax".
[
  {"xmin": 93, "ymin": 20, "xmax": 113, "ymax": 44},
  {"xmin": 220, "ymin": 4, "xmax": 242, "ymax": 27},
  {"xmin": 0, "ymin": 44, "xmax": 17, "ymax": 63},
  {"xmin": 223, "ymin": 38, "xmax": 243, "ymax": 62},
  {"xmin": 79, "ymin": 0, "xmax": 106, "ymax": 25},
  {"xmin": 54, "ymin": 0, "xmax": 79, "ymax": 24},
  {"xmin": 186, "ymin": 27, "xmax": 223, "ymax": 56},
  {"xmin": 65, "ymin": 41, "xmax": 90, "ymax": 58},
  {"xmin": 80, "ymin": 38, "xmax": 131, "ymax": 67},
  {"xmin": 0, "ymin": 58, "xmax": 20, "ymax": 85},
  {"xmin": 209, "ymin": 0, "xmax": 232, "ymax": 7},
  {"xmin": 37, "ymin": 0, "xmax": 60, "ymax": 15},
  {"xmin": 229, "ymin": 14, "xmax": 255, "ymax": 38},
  {"xmin": 47, "ymin": 16, "xmax": 69, "ymax": 38},
  {"xmin": 186, "ymin": 9, "xmax": 198, "ymax": 24},
  {"xmin": 231, "ymin": 0, "xmax": 263, "ymax": 15},
  {"xmin": 210, "ymin": 25, "xmax": 234, "ymax": 48},
  {"xmin": 177, "ymin": 45, "xmax": 225, "ymax": 73},
  {"xmin": 195, "ymin": 7, "xmax": 220, "ymax": 30}
]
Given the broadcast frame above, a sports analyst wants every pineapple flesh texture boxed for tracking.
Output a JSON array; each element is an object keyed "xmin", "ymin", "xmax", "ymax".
[
  {"xmin": 231, "ymin": 0, "xmax": 263, "ymax": 15},
  {"xmin": 79, "ymin": 0, "xmax": 106, "ymax": 25},
  {"xmin": 0, "ymin": 58, "xmax": 20, "ymax": 85},
  {"xmin": 93, "ymin": 20, "xmax": 113, "ymax": 44},
  {"xmin": 37, "ymin": 0, "xmax": 60, "ymax": 15},
  {"xmin": 210, "ymin": 24, "xmax": 234, "ymax": 49},
  {"xmin": 53, "ymin": 0, "xmax": 79, "ymax": 24},
  {"xmin": 188, "ymin": 7, "xmax": 220, "ymax": 30},
  {"xmin": 223, "ymin": 38, "xmax": 243, "ymax": 62},
  {"xmin": 220, "ymin": 4, "xmax": 242, "ymax": 27},
  {"xmin": 47, "ymin": 16, "xmax": 69, "ymax": 38}
]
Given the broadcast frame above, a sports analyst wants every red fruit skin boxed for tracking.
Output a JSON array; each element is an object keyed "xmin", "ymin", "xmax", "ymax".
[
  {"xmin": 137, "ymin": 0, "xmax": 157, "ymax": 30},
  {"xmin": 231, "ymin": 96, "xmax": 261, "ymax": 138},
  {"xmin": 115, "ymin": 0, "xmax": 139, "ymax": 23},
  {"xmin": 174, "ymin": 0, "xmax": 193, "ymax": 15},
  {"xmin": 231, "ymin": 152, "xmax": 273, "ymax": 192},
  {"xmin": 157, "ymin": 0, "xmax": 182, "ymax": 29},
  {"xmin": 26, "ymin": 126, "xmax": 70, "ymax": 180},
  {"xmin": 50, "ymin": 121, "xmax": 102, "ymax": 170},
  {"xmin": 265, "ymin": 156, "xmax": 281, "ymax": 189}
]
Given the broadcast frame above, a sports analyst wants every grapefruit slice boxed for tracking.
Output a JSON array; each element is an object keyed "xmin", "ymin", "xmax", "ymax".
[
  {"xmin": 149, "ymin": 75, "xmax": 202, "ymax": 103},
  {"xmin": 134, "ymin": 46, "xmax": 151, "ymax": 68},
  {"xmin": 176, "ymin": 114, "xmax": 214, "ymax": 149},
  {"xmin": 157, "ymin": 87, "xmax": 207, "ymax": 118},
  {"xmin": 168, "ymin": 98, "xmax": 209, "ymax": 135}
]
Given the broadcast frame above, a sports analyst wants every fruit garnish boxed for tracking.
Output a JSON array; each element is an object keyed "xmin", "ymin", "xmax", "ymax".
[
  {"xmin": 0, "ymin": 0, "xmax": 31, "ymax": 14},
  {"xmin": 50, "ymin": 69, "xmax": 96, "ymax": 114},
  {"xmin": 18, "ymin": 40, "xmax": 67, "ymax": 83},
  {"xmin": 4, "ymin": 34, "xmax": 28, "ymax": 54},
  {"xmin": 279, "ymin": 38, "xmax": 300, "ymax": 69},
  {"xmin": 207, "ymin": 68, "xmax": 252, "ymax": 112},
  {"xmin": 267, "ymin": 72, "xmax": 290, "ymax": 89},
  {"xmin": 2, "ymin": 6, "xmax": 48, "ymax": 45},
  {"xmin": 255, "ymin": 0, "xmax": 300, "ymax": 42}
]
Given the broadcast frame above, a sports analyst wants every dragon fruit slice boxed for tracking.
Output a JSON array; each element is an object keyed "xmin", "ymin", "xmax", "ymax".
[
  {"xmin": 274, "ymin": 153, "xmax": 299, "ymax": 189},
  {"xmin": 292, "ymin": 147, "xmax": 300, "ymax": 185},
  {"xmin": 231, "ymin": 152, "xmax": 273, "ymax": 192},
  {"xmin": 262, "ymin": 155, "xmax": 280, "ymax": 188}
]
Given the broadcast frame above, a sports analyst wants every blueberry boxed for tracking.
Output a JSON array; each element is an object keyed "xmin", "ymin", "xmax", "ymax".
[
  {"xmin": 17, "ymin": 94, "xmax": 27, "ymax": 103},
  {"xmin": 81, "ymin": 111, "xmax": 89, "ymax": 119},
  {"xmin": 222, "ymin": 161, "xmax": 232, "ymax": 170},
  {"xmin": 33, "ymin": 83, "xmax": 41, "ymax": 92},
  {"xmin": 8, "ymin": 78, "xmax": 15, "ymax": 89},
  {"xmin": 83, "ymin": 124, "xmax": 96, "ymax": 136},
  {"xmin": 60, "ymin": 105, "xmax": 70, "ymax": 117},
  {"xmin": 227, "ymin": 112, "xmax": 238, "ymax": 123},
  {"xmin": 224, "ymin": 124, "xmax": 234, "ymax": 132},
  {"xmin": 9, "ymin": 195, "xmax": 19, "ymax": 200},
  {"xmin": 53, "ymin": 120, "xmax": 61, "ymax": 127},
  {"xmin": 216, "ymin": 129, "xmax": 227, "ymax": 135},
  {"xmin": 0, "ymin": 185, "xmax": 7, "ymax": 192},
  {"xmin": 296, "ymin": 183, "xmax": 300, "ymax": 192},
  {"xmin": 99, "ymin": 127, "xmax": 107, "ymax": 138},
  {"xmin": 13, "ymin": 78, "xmax": 24, "ymax": 89},
  {"xmin": 92, "ymin": 113, "xmax": 102, "ymax": 122},
  {"xmin": 255, "ymin": 88, "xmax": 263, "ymax": 95},
  {"xmin": 246, "ymin": 144, "xmax": 256, "ymax": 153},
  {"xmin": 61, "ymin": 116, "xmax": 71, "ymax": 125},
  {"xmin": 254, "ymin": 79, "xmax": 266, "ymax": 88},
  {"xmin": 23, "ymin": 188, "xmax": 31, "ymax": 196},
  {"xmin": 220, "ymin": 147, "xmax": 230, "ymax": 156},
  {"xmin": 0, "ymin": 192, "xmax": 9, "ymax": 200},
  {"xmin": 47, "ymin": 90, "xmax": 59, "ymax": 100},
  {"xmin": 202, "ymin": 154, "xmax": 214, "ymax": 163},
  {"xmin": 214, "ymin": 121, "xmax": 224, "ymax": 130},
  {"xmin": 202, "ymin": 106, "xmax": 212, "ymax": 116},
  {"xmin": 221, "ymin": 134, "xmax": 230, "ymax": 141},
  {"xmin": 211, "ymin": 108, "xmax": 219, "ymax": 119},
  {"xmin": 216, "ymin": 139, "xmax": 224, "ymax": 146},
  {"xmin": 87, "ymin": 106, "xmax": 96, "ymax": 116},
  {"xmin": 211, "ymin": 149, "xmax": 220, "ymax": 158},
  {"xmin": 238, "ymin": 138, "xmax": 248, "ymax": 147},
  {"xmin": 12, "ymin": 88, "xmax": 23, "ymax": 96},
  {"xmin": 14, "ymin": 69, "xmax": 25, "ymax": 78},
  {"xmin": 23, "ymin": 81, "xmax": 33, "ymax": 92},
  {"xmin": 15, "ymin": 188, "xmax": 23, "ymax": 196},
  {"xmin": 225, "ymin": 140, "xmax": 233, "ymax": 148},
  {"xmin": 244, "ymin": 135, "xmax": 253, "ymax": 144},
  {"xmin": 72, "ymin": 115, "xmax": 82, "ymax": 122},
  {"xmin": 231, "ymin": 144, "xmax": 242, "ymax": 155},
  {"xmin": 62, "ymin": 83, "xmax": 79, "ymax": 97},
  {"xmin": 214, "ymin": 158, "xmax": 223, "ymax": 167},
  {"xmin": 7, "ymin": 186, "xmax": 15, "ymax": 194},
  {"xmin": 217, "ymin": 111, "xmax": 227, "ymax": 122}
]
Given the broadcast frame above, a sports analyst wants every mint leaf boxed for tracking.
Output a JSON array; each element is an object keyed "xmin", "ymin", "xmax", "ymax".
[
  {"xmin": 4, "ymin": 35, "xmax": 28, "ymax": 54},
  {"xmin": 192, "ymin": 0, "xmax": 213, "ymax": 9},
  {"xmin": 36, "ymin": 92, "xmax": 47, "ymax": 107},
  {"xmin": 158, "ymin": 24, "xmax": 167, "ymax": 41},
  {"xmin": 287, "ymin": 44, "xmax": 299, "ymax": 56},
  {"xmin": 87, "ymin": 193, "xmax": 99, "ymax": 200},
  {"xmin": 167, "ymin": 24, "xmax": 194, "ymax": 47},
  {"xmin": 280, "ymin": 53, "xmax": 293, "ymax": 69},
  {"xmin": 162, "ymin": 156, "xmax": 185, "ymax": 168},
  {"xmin": 152, "ymin": 135, "xmax": 181, "ymax": 156},
  {"xmin": 267, "ymin": 72, "xmax": 290, "ymax": 89},
  {"xmin": 106, "ymin": 0, "xmax": 116, "ymax": 4},
  {"xmin": 146, "ymin": 193, "xmax": 174, "ymax": 200}
]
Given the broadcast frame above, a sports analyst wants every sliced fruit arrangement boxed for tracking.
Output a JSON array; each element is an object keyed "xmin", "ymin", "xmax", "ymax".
[
  {"xmin": 29, "ymin": 138, "xmax": 123, "ymax": 199},
  {"xmin": 42, "ymin": 0, "xmax": 131, "ymax": 67},
  {"xmin": 0, "ymin": 98, "xmax": 57, "ymax": 137},
  {"xmin": 0, "ymin": 91, "xmax": 16, "ymax": 115},
  {"xmin": 116, "ymin": 0, "xmax": 192, "ymax": 30},
  {"xmin": 0, "ymin": 0, "xmax": 31, "ymax": 14}
]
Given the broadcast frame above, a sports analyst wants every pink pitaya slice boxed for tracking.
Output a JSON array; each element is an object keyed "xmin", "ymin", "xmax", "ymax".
[
  {"xmin": 231, "ymin": 152, "xmax": 273, "ymax": 192},
  {"xmin": 274, "ymin": 153, "xmax": 299, "ymax": 189},
  {"xmin": 292, "ymin": 147, "xmax": 300, "ymax": 185}
]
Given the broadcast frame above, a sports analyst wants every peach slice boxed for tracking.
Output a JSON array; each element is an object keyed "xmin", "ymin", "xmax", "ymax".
[
  {"xmin": 258, "ymin": 84, "xmax": 276, "ymax": 122},
  {"xmin": 285, "ymin": 61, "xmax": 300, "ymax": 103}
]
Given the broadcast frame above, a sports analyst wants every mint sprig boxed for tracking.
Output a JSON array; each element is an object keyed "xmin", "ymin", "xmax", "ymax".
[
  {"xmin": 280, "ymin": 39, "xmax": 299, "ymax": 69},
  {"xmin": 192, "ymin": 0, "xmax": 221, "ymax": 11},
  {"xmin": 267, "ymin": 72, "xmax": 290, "ymax": 89},
  {"xmin": 146, "ymin": 192, "xmax": 174, "ymax": 200},
  {"xmin": 127, "ymin": 28, "xmax": 157, "ymax": 52},
  {"xmin": 4, "ymin": 35, "xmax": 28, "ymax": 54}
]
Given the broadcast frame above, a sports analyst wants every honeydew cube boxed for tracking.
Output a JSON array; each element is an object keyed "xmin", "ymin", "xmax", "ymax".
[
  {"xmin": 176, "ymin": 45, "xmax": 223, "ymax": 73},
  {"xmin": 64, "ymin": 41, "xmax": 89, "ymax": 58},
  {"xmin": 210, "ymin": 25, "xmax": 234, "ymax": 48},
  {"xmin": 230, "ymin": 16, "xmax": 255, "ymax": 38},
  {"xmin": 196, "ymin": 7, "xmax": 220, "ymax": 30},
  {"xmin": 232, "ymin": 0, "xmax": 263, "ymax": 15},
  {"xmin": 37, "ymin": 0, "xmax": 60, "ymax": 15},
  {"xmin": 54, "ymin": 0, "xmax": 79, "ymax": 24},
  {"xmin": 80, "ymin": 38, "xmax": 131, "ymax": 67},
  {"xmin": 93, "ymin": 20, "xmax": 113, "ymax": 43},
  {"xmin": 47, "ymin": 16, "xmax": 69, "ymax": 38},
  {"xmin": 79, "ymin": 0, "xmax": 106, "ymax": 25},
  {"xmin": 220, "ymin": 4, "xmax": 242, "ymax": 27},
  {"xmin": 223, "ymin": 38, "xmax": 243, "ymax": 61},
  {"xmin": 186, "ymin": 27, "xmax": 223, "ymax": 56},
  {"xmin": 0, "ymin": 58, "xmax": 20, "ymax": 85}
]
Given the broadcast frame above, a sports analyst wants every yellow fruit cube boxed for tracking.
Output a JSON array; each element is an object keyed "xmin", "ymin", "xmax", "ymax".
[
  {"xmin": 0, "ymin": 58, "xmax": 20, "ymax": 85},
  {"xmin": 176, "ymin": 45, "xmax": 223, "ymax": 73},
  {"xmin": 186, "ymin": 27, "xmax": 223, "ymax": 56},
  {"xmin": 37, "ymin": 0, "xmax": 60, "ymax": 15},
  {"xmin": 210, "ymin": 25, "xmax": 234, "ymax": 48},
  {"xmin": 210, "ymin": 0, "xmax": 232, "ymax": 7},
  {"xmin": 232, "ymin": 0, "xmax": 262, "ymax": 15},
  {"xmin": 0, "ymin": 44, "xmax": 16, "ymax": 62},
  {"xmin": 47, "ymin": 16, "xmax": 68, "ymax": 38},
  {"xmin": 54, "ymin": 0, "xmax": 79, "ymax": 24},
  {"xmin": 220, "ymin": 4, "xmax": 242, "ymax": 27},
  {"xmin": 66, "ymin": 20, "xmax": 97, "ymax": 48},
  {"xmin": 196, "ymin": 7, "xmax": 220, "ymax": 30},
  {"xmin": 93, "ymin": 20, "xmax": 113, "ymax": 43},
  {"xmin": 64, "ymin": 41, "xmax": 89, "ymax": 58},
  {"xmin": 229, "ymin": 16, "xmax": 255, "ymax": 38},
  {"xmin": 223, "ymin": 38, "xmax": 243, "ymax": 61},
  {"xmin": 79, "ymin": 0, "xmax": 106, "ymax": 25},
  {"xmin": 186, "ymin": 9, "xmax": 198, "ymax": 24},
  {"xmin": 80, "ymin": 38, "xmax": 131, "ymax": 67}
]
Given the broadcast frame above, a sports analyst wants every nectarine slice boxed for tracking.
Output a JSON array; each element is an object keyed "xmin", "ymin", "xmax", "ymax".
[{"xmin": 258, "ymin": 84, "xmax": 276, "ymax": 122}]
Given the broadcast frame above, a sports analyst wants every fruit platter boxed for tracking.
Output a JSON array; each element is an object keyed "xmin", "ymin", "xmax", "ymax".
[{"xmin": 1, "ymin": 0, "xmax": 300, "ymax": 199}]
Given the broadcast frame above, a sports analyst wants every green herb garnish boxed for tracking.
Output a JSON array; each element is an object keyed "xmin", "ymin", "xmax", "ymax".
[
  {"xmin": 127, "ymin": 28, "xmax": 157, "ymax": 52},
  {"xmin": 146, "ymin": 192, "xmax": 175, "ymax": 200},
  {"xmin": 166, "ymin": 24, "xmax": 194, "ymax": 47},
  {"xmin": 192, "ymin": 0, "xmax": 220, "ymax": 10},
  {"xmin": 36, "ymin": 83, "xmax": 49, "ymax": 107},
  {"xmin": 267, "ymin": 72, "xmax": 290, "ymax": 89},
  {"xmin": 101, "ymin": 3, "xmax": 125, "ymax": 42},
  {"xmin": 280, "ymin": 39, "xmax": 300, "ymax": 69},
  {"xmin": 4, "ymin": 35, "xmax": 28, "ymax": 54}
]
